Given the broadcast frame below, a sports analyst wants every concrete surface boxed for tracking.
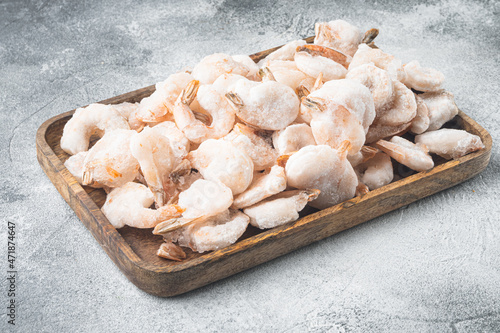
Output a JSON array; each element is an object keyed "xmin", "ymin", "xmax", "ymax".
[{"xmin": 1, "ymin": 0, "xmax": 499, "ymax": 332}]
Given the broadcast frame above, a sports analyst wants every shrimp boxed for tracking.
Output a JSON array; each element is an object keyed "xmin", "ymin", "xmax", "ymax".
[
  {"xmin": 231, "ymin": 54, "xmax": 260, "ymax": 81},
  {"xmin": 224, "ymin": 123, "xmax": 278, "ymax": 171},
  {"xmin": 135, "ymin": 72, "xmax": 194, "ymax": 123},
  {"xmin": 409, "ymin": 94, "xmax": 430, "ymax": 135},
  {"xmin": 284, "ymin": 142, "xmax": 358, "ymax": 209},
  {"xmin": 365, "ymin": 120, "xmax": 411, "ymax": 144},
  {"xmin": 173, "ymin": 80, "xmax": 236, "ymax": 143},
  {"xmin": 272, "ymin": 123, "xmax": 316, "ymax": 155},
  {"xmin": 349, "ymin": 44, "xmax": 405, "ymax": 82},
  {"xmin": 257, "ymin": 39, "xmax": 306, "ymax": 66},
  {"xmin": 309, "ymin": 104, "xmax": 366, "ymax": 155},
  {"xmin": 314, "ymin": 20, "xmax": 363, "ymax": 57},
  {"xmin": 82, "ymin": 129, "xmax": 139, "ymax": 188},
  {"xmin": 101, "ymin": 182, "xmax": 183, "ymax": 229},
  {"xmin": 419, "ymin": 90, "xmax": 459, "ymax": 131},
  {"xmin": 152, "ymin": 179, "xmax": 234, "ymax": 234},
  {"xmin": 402, "ymin": 60, "xmax": 445, "ymax": 92},
  {"xmin": 373, "ymin": 136, "xmax": 434, "ymax": 172},
  {"xmin": 261, "ymin": 60, "xmax": 311, "ymax": 91},
  {"xmin": 225, "ymin": 72, "xmax": 299, "ymax": 130},
  {"xmin": 64, "ymin": 151, "xmax": 91, "ymax": 186},
  {"xmin": 301, "ymin": 79, "xmax": 375, "ymax": 132},
  {"xmin": 129, "ymin": 127, "xmax": 178, "ymax": 207},
  {"xmin": 415, "ymin": 129, "xmax": 484, "ymax": 160},
  {"xmin": 346, "ymin": 63, "xmax": 394, "ymax": 111},
  {"xmin": 212, "ymin": 73, "xmax": 247, "ymax": 94},
  {"xmin": 243, "ymin": 189, "xmax": 320, "ymax": 229},
  {"xmin": 152, "ymin": 121, "xmax": 190, "ymax": 162},
  {"xmin": 294, "ymin": 44, "xmax": 349, "ymax": 81},
  {"xmin": 188, "ymin": 139, "xmax": 254, "ymax": 195},
  {"xmin": 376, "ymin": 81, "xmax": 417, "ymax": 127},
  {"xmin": 112, "ymin": 102, "xmax": 144, "ymax": 131},
  {"xmin": 60, "ymin": 103, "xmax": 130, "ymax": 155},
  {"xmin": 191, "ymin": 53, "xmax": 250, "ymax": 85},
  {"xmin": 355, "ymin": 151, "xmax": 393, "ymax": 190},
  {"xmin": 158, "ymin": 210, "xmax": 249, "ymax": 254},
  {"xmin": 232, "ymin": 165, "xmax": 287, "ymax": 209},
  {"xmin": 157, "ymin": 242, "xmax": 186, "ymax": 261}
]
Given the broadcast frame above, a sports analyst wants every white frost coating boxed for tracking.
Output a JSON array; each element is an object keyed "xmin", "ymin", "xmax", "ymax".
[
  {"xmin": 229, "ymin": 77, "xmax": 299, "ymax": 130},
  {"xmin": 285, "ymin": 145, "xmax": 357, "ymax": 210},
  {"xmin": 64, "ymin": 151, "xmax": 88, "ymax": 185},
  {"xmin": 102, "ymin": 182, "xmax": 182, "ymax": 229},
  {"xmin": 410, "ymin": 94, "xmax": 430, "ymax": 134},
  {"xmin": 136, "ymin": 72, "xmax": 194, "ymax": 122},
  {"xmin": 164, "ymin": 210, "xmax": 249, "ymax": 253},
  {"xmin": 178, "ymin": 179, "xmax": 233, "ymax": 219},
  {"xmin": 263, "ymin": 60, "xmax": 311, "ymax": 90},
  {"xmin": 192, "ymin": 53, "xmax": 250, "ymax": 85},
  {"xmin": 60, "ymin": 103, "xmax": 130, "ymax": 155},
  {"xmin": 231, "ymin": 54, "xmax": 260, "ymax": 80},
  {"xmin": 374, "ymin": 136, "xmax": 434, "ymax": 172},
  {"xmin": 232, "ymin": 165, "xmax": 287, "ymax": 209},
  {"xmin": 294, "ymin": 51, "xmax": 347, "ymax": 81},
  {"xmin": 212, "ymin": 73, "xmax": 247, "ymax": 94},
  {"xmin": 243, "ymin": 190, "xmax": 313, "ymax": 229},
  {"xmin": 272, "ymin": 123, "xmax": 316, "ymax": 155},
  {"xmin": 188, "ymin": 139, "xmax": 254, "ymax": 195},
  {"xmin": 152, "ymin": 121, "xmax": 190, "ymax": 162},
  {"xmin": 377, "ymin": 81, "xmax": 417, "ymax": 127},
  {"xmin": 314, "ymin": 20, "xmax": 363, "ymax": 57},
  {"xmin": 257, "ymin": 39, "xmax": 306, "ymax": 66},
  {"xmin": 346, "ymin": 63, "xmax": 394, "ymax": 111},
  {"xmin": 403, "ymin": 60, "xmax": 445, "ymax": 92},
  {"xmin": 349, "ymin": 44, "xmax": 405, "ymax": 81},
  {"xmin": 415, "ymin": 129, "xmax": 484, "ymax": 160},
  {"xmin": 82, "ymin": 129, "xmax": 139, "ymax": 188},
  {"xmin": 358, "ymin": 152, "xmax": 394, "ymax": 191},
  {"xmin": 420, "ymin": 90, "xmax": 459, "ymax": 131}
]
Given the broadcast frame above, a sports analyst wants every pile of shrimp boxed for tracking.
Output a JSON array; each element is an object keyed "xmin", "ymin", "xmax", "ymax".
[{"xmin": 61, "ymin": 19, "xmax": 484, "ymax": 261}]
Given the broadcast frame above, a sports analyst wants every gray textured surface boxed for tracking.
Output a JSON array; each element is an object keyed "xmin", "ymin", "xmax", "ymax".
[{"xmin": 1, "ymin": 0, "xmax": 499, "ymax": 332}]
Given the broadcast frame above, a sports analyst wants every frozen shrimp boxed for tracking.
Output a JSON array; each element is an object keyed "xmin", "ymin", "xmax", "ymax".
[
  {"xmin": 232, "ymin": 165, "xmax": 287, "ymax": 209},
  {"xmin": 309, "ymin": 105, "xmax": 366, "ymax": 155},
  {"xmin": 415, "ymin": 129, "xmax": 484, "ymax": 160},
  {"xmin": 373, "ymin": 136, "xmax": 434, "ymax": 172},
  {"xmin": 376, "ymin": 81, "xmax": 417, "ymax": 127},
  {"xmin": 419, "ymin": 90, "xmax": 459, "ymax": 131},
  {"xmin": 153, "ymin": 121, "xmax": 190, "ymax": 162},
  {"xmin": 225, "ymin": 73, "xmax": 299, "ymax": 130},
  {"xmin": 173, "ymin": 80, "xmax": 236, "ymax": 143},
  {"xmin": 64, "ymin": 151, "xmax": 90, "ymax": 185},
  {"xmin": 152, "ymin": 179, "xmax": 234, "ymax": 234},
  {"xmin": 129, "ymin": 127, "xmax": 177, "ymax": 207},
  {"xmin": 112, "ymin": 102, "xmax": 145, "ymax": 132},
  {"xmin": 191, "ymin": 53, "xmax": 250, "ymax": 85},
  {"xmin": 257, "ymin": 39, "xmax": 306, "ymax": 66},
  {"xmin": 61, "ymin": 103, "xmax": 130, "ymax": 155},
  {"xmin": 101, "ymin": 182, "xmax": 184, "ymax": 229},
  {"xmin": 231, "ymin": 54, "xmax": 260, "ymax": 80},
  {"xmin": 212, "ymin": 73, "xmax": 247, "ymax": 94},
  {"xmin": 243, "ymin": 189, "xmax": 320, "ymax": 229},
  {"xmin": 409, "ymin": 94, "xmax": 430, "ymax": 134},
  {"xmin": 294, "ymin": 44, "xmax": 349, "ymax": 81},
  {"xmin": 188, "ymin": 139, "xmax": 254, "ymax": 195},
  {"xmin": 272, "ymin": 123, "xmax": 316, "ymax": 155},
  {"xmin": 224, "ymin": 123, "xmax": 278, "ymax": 171},
  {"xmin": 346, "ymin": 63, "xmax": 394, "ymax": 111},
  {"xmin": 314, "ymin": 20, "xmax": 363, "ymax": 57},
  {"xmin": 82, "ymin": 129, "xmax": 139, "ymax": 188},
  {"xmin": 135, "ymin": 72, "xmax": 194, "ymax": 123},
  {"xmin": 403, "ymin": 60, "xmax": 444, "ymax": 92},
  {"xmin": 356, "ymin": 151, "xmax": 393, "ymax": 190},
  {"xmin": 347, "ymin": 145, "xmax": 379, "ymax": 168},
  {"xmin": 157, "ymin": 242, "xmax": 186, "ymax": 261},
  {"xmin": 159, "ymin": 210, "xmax": 249, "ymax": 253},
  {"xmin": 349, "ymin": 44, "xmax": 405, "ymax": 81},
  {"xmin": 284, "ymin": 143, "xmax": 358, "ymax": 209},
  {"xmin": 263, "ymin": 60, "xmax": 311, "ymax": 91},
  {"xmin": 365, "ymin": 121, "xmax": 412, "ymax": 144}
]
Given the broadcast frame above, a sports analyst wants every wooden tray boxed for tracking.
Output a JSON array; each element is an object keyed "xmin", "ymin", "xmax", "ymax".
[{"xmin": 36, "ymin": 39, "xmax": 492, "ymax": 297}]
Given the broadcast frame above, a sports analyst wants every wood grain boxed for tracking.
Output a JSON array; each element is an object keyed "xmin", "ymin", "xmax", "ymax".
[{"xmin": 36, "ymin": 38, "xmax": 492, "ymax": 297}]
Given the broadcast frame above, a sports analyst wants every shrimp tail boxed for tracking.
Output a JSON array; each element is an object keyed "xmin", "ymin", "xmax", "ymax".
[
  {"xmin": 157, "ymin": 242, "xmax": 187, "ymax": 261},
  {"xmin": 362, "ymin": 28, "xmax": 379, "ymax": 44},
  {"xmin": 181, "ymin": 80, "xmax": 200, "ymax": 105}
]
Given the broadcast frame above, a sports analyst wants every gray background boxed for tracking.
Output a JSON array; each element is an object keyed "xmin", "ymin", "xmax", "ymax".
[{"xmin": 1, "ymin": 0, "xmax": 499, "ymax": 332}]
